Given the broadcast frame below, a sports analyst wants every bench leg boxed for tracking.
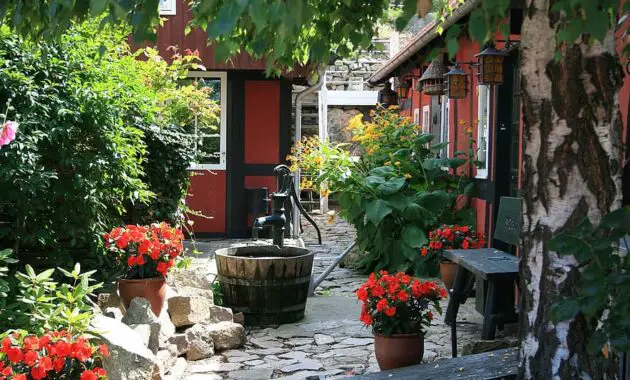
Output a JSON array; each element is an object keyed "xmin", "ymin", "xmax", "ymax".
[
  {"xmin": 445, "ymin": 267, "xmax": 472, "ymax": 324},
  {"xmin": 481, "ymin": 280, "xmax": 497, "ymax": 339},
  {"xmin": 451, "ymin": 319, "xmax": 457, "ymax": 358},
  {"xmin": 445, "ymin": 266, "xmax": 472, "ymax": 358}
]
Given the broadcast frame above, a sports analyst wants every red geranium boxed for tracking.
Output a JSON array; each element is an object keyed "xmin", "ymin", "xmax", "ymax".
[
  {"xmin": 422, "ymin": 224, "xmax": 485, "ymax": 259},
  {"xmin": 104, "ymin": 222, "xmax": 185, "ymax": 279},
  {"xmin": 356, "ymin": 271, "xmax": 445, "ymax": 336},
  {"xmin": 0, "ymin": 330, "xmax": 108, "ymax": 380}
]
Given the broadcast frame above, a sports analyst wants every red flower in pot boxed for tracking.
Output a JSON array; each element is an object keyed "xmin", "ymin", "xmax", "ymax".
[
  {"xmin": 357, "ymin": 271, "xmax": 446, "ymax": 370},
  {"xmin": 103, "ymin": 222, "xmax": 185, "ymax": 316},
  {"xmin": 422, "ymin": 225, "xmax": 485, "ymax": 289}
]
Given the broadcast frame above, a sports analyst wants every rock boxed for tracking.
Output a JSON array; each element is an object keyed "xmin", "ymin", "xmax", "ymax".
[
  {"xmin": 122, "ymin": 297, "xmax": 159, "ymax": 324},
  {"xmin": 233, "ymin": 312, "xmax": 245, "ymax": 326},
  {"xmin": 156, "ymin": 346, "xmax": 178, "ymax": 374},
  {"xmin": 188, "ymin": 358, "xmax": 243, "ymax": 373},
  {"xmin": 104, "ymin": 307, "xmax": 123, "ymax": 320},
  {"xmin": 91, "ymin": 315, "xmax": 161, "ymax": 380},
  {"xmin": 285, "ymin": 337, "xmax": 313, "ymax": 347},
  {"xmin": 158, "ymin": 307, "xmax": 176, "ymax": 345},
  {"xmin": 169, "ymin": 271, "xmax": 212, "ymax": 291},
  {"xmin": 228, "ymin": 368, "xmax": 274, "ymax": 380},
  {"xmin": 185, "ymin": 374, "xmax": 222, "ymax": 380},
  {"xmin": 279, "ymin": 351, "xmax": 308, "ymax": 360},
  {"xmin": 242, "ymin": 359, "xmax": 265, "ymax": 366},
  {"xmin": 208, "ymin": 305, "xmax": 233, "ymax": 323},
  {"xmin": 313, "ymin": 334, "xmax": 335, "ymax": 346},
  {"xmin": 186, "ymin": 324, "xmax": 215, "ymax": 361},
  {"xmin": 332, "ymin": 337, "xmax": 373, "ymax": 348},
  {"xmin": 176, "ymin": 286, "xmax": 215, "ymax": 303},
  {"xmin": 205, "ymin": 322, "xmax": 246, "ymax": 350},
  {"xmin": 130, "ymin": 324, "xmax": 151, "ymax": 347},
  {"xmin": 462, "ymin": 338, "xmax": 518, "ymax": 355},
  {"xmin": 221, "ymin": 350, "xmax": 258, "ymax": 363},
  {"xmin": 164, "ymin": 357, "xmax": 187, "ymax": 380},
  {"xmin": 280, "ymin": 358, "xmax": 323, "ymax": 373},
  {"xmin": 168, "ymin": 296, "xmax": 212, "ymax": 327},
  {"xmin": 98, "ymin": 292, "xmax": 122, "ymax": 310},
  {"xmin": 168, "ymin": 333, "xmax": 190, "ymax": 356},
  {"xmin": 121, "ymin": 298, "xmax": 161, "ymax": 353}
]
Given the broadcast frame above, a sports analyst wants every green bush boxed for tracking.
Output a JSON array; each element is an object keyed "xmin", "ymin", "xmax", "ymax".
[
  {"xmin": 290, "ymin": 107, "xmax": 476, "ymax": 276},
  {"xmin": 0, "ymin": 23, "xmax": 219, "ymax": 270}
]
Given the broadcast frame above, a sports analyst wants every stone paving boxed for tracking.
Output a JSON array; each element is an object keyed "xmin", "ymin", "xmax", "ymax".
[{"xmin": 180, "ymin": 211, "xmax": 491, "ymax": 379}]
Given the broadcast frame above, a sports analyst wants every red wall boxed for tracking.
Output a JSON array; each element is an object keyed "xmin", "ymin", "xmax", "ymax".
[
  {"xmin": 245, "ymin": 81, "xmax": 281, "ymax": 164},
  {"xmin": 186, "ymin": 170, "xmax": 227, "ymax": 234}
]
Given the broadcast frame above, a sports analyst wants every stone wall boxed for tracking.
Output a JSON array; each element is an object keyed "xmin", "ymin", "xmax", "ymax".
[{"xmin": 325, "ymin": 59, "xmax": 385, "ymax": 91}]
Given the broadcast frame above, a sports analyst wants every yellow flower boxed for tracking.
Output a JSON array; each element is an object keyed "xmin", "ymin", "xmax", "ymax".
[
  {"xmin": 465, "ymin": 127, "xmax": 473, "ymax": 134},
  {"xmin": 404, "ymin": 173, "xmax": 412, "ymax": 179},
  {"xmin": 320, "ymin": 188, "xmax": 330, "ymax": 197},
  {"xmin": 289, "ymin": 164, "xmax": 298, "ymax": 172},
  {"xmin": 384, "ymin": 161, "xmax": 391, "ymax": 166},
  {"xmin": 327, "ymin": 211, "xmax": 336, "ymax": 224},
  {"xmin": 394, "ymin": 161, "xmax": 401, "ymax": 166},
  {"xmin": 314, "ymin": 156, "xmax": 322, "ymax": 165}
]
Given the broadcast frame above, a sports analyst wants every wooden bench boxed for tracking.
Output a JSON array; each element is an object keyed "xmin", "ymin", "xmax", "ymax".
[
  {"xmin": 444, "ymin": 197, "xmax": 521, "ymax": 357},
  {"xmin": 348, "ymin": 348, "xmax": 519, "ymax": 380}
]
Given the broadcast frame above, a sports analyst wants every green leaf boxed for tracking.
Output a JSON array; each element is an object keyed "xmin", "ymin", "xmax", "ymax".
[
  {"xmin": 364, "ymin": 199, "xmax": 393, "ymax": 226},
  {"xmin": 206, "ymin": 1, "xmax": 248, "ymax": 38},
  {"xmin": 416, "ymin": 191, "xmax": 451, "ymax": 213},
  {"xmin": 402, "ymin": 225, "xmax": 428, "ymax": 248},
  {"xmin": 376, "ymin": 177, "xmax": 406, "ymax": 196},
  {"xmin": 414, "ymin": 134, "xmax": 435, "ymax": 145},
  {"xmin": 369, "ymin": 166, "xmax": 395, "ymax": 177},
  {"xmin": 365, "ymin": 175, "xmax": 386, "ymax": 188}
]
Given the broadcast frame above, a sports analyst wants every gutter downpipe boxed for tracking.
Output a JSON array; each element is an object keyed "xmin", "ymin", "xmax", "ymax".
[
  {"xmin": 368, "ymin": 0, "xmax": 481, "ymax": 85},
  {"xmin": 293, "ymin": 73, "xmax": 325, "ymax": 238}
]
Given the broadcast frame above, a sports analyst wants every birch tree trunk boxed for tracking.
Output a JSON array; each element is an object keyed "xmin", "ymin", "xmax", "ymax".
[{"xmin": 519, "ymin": 1, "xmax": 625, "ymax": 378}]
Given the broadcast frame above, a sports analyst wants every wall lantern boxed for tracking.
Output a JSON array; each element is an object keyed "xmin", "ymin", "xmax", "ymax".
[
  {"xmin": 475, "ymin": 44, "xmax": 507, "ymax": 85},
  {"xmin": 418, "ymin": 59, "xmax": 446, "ymax": 96},
  {"xmin": 396, "ymin": 79, "xmax": 411, "ymax": 99},
  {"xmin": 444, "ymin": 64, "xmax": 469, "ymax": 99},
  {"xmin": 378, "ymin": 82, "xmax": 398, "ymax": 108}
]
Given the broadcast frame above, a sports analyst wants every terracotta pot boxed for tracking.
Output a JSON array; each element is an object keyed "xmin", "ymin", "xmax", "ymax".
[
  {"xmin": 374, "ymin": 333, "xmax": 424, "ymax": 370},
  {"xmin": 118, "ymin": 277, "xmax": 166, "ymax": 317},
  {"xmin": 440, "ymin": 260, "xmax": 458, "ymax": 290}
]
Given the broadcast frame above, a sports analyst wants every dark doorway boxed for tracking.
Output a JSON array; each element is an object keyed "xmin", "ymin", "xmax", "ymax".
[{"xmin": 493, "ymin": 50, "xmax": 521, "ymax": 251}]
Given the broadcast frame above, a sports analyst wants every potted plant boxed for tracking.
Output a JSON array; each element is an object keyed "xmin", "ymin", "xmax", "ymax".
[
  {"xmin": 422, "ymin": 225, "xmax": 485, "ymax": 289},
  {"xmin": 357, "ymin": 271, "xmax": 446, "ymax": 370},
  {"xmin": 103, "ymin": 222, "xmax": 185, "ymax": 316}
]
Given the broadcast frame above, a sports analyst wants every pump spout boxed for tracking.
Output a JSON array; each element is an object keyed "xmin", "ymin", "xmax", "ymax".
[{"xmin": 251, "ymin": 192, "xmax": 288, "ymax": 247}]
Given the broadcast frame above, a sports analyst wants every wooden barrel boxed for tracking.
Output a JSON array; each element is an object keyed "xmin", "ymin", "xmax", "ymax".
[{"xmin": 215, "ymin": 245, "xmax": 313, "ymax": 326}]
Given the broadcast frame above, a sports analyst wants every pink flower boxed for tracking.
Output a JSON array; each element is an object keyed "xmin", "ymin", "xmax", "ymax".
[{"xmin": 0, "ymin": 121, "xmax": 18, "ymax": 148}]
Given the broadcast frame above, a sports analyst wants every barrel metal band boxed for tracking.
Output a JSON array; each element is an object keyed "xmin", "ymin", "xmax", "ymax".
[{"xmin": 217, "ymin": 275, "xmax": 311, "ymax": 287}]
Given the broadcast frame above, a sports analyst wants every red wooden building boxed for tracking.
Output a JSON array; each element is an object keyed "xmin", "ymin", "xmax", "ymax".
[
  {"xmin": 369, "ymin": 0, "xmax": 630, "ymax": 245},
  {"xmin": 155, "ymin": 0, "xmax": 306, "ymax": 238}
]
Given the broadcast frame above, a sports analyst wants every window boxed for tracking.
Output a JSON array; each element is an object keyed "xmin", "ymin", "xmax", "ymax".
[
  {"xmin": 159, "ymin": 0, "xmax": 176, "ymax": 15},
  {"xmin": 422, "ymin": 105, "xmax": 430, "ymax": 134},
  {"xmin": 186, "ymin": 72, "xmax": 227, "ymax": 170},
  {"xmin": 476, "ymin": 85, "xmax": 491, "ymax": 178},
  {"xmin": 413, "ymin": 108, "xmax": 420, "ymax": 125},
  {"xmin": 439, "ymin": 96, "xmax": 450, "ymax": 158}
]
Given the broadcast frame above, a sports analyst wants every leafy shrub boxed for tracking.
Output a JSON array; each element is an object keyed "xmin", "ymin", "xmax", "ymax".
[
  {"xmin": 289, "ymin": 107, "xmax": 475, "ymax": 276},
  {"xmin": 1, "ymin": 263, "xmax": 102, "ymax": 335},
  {"xmin": 550, "ymin": 206, "xmax": 630, "ymax": 353},
  {"xmin": 0, "ymin": 23, "xmax": 219, "ymax": 270}
]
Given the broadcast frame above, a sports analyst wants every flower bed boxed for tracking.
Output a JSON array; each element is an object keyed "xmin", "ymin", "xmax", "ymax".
[{"xmin": 0, "ymin": 331, "xmax": 109, "ymax": 380}]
